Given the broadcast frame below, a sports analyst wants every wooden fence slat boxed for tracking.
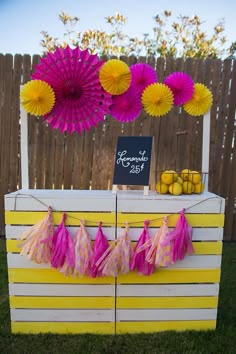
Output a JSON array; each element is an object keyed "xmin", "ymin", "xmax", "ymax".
[
  {"xmin": 0, "ymin": 55, "xmax": 13, "ymax": 234},
  {"xmin": 80, "ymin": 128, "xmax": 95, "ymax": 189},
  {"xmin": 71, "ymin": 134, "xmax": 84, "ymax": 189},
  {"xmin": 208, "ymin": 59, "xmax": 222, "ymax": 192},
  {"xmin": 63, "ymin": 133, "xmax": 75, "ymax": 189},
  {"xmin": 9, "ymin": 54, "xmax": 22, "ymax": 193},
  {"xmin": 214, "ymin": 60, "xmax": 232, "ymax": 196},
  {"xmin": 53, "ymin": 131, "xmax": 65, "ymax": 189}
]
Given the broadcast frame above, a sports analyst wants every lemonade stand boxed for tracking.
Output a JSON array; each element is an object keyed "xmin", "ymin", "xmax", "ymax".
[{"xmin": 5, "ymin": 46, "xmax": 224, "ymax": 334}]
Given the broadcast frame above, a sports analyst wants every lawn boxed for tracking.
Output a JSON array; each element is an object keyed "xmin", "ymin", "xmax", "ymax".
[{"xmin": 1, "ymin": 239, "xmax": 236, "ymax": 354}]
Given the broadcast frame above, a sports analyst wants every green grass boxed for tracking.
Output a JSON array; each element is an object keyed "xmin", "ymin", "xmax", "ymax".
[{"xmin": 1, "ymin": 239, "xmax": 236, "ymax": 354}]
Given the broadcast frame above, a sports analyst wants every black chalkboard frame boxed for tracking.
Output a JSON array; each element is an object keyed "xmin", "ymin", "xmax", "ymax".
[{"xmin": 112, "ymin": 136, "xmax": 153, "ymax": 195}]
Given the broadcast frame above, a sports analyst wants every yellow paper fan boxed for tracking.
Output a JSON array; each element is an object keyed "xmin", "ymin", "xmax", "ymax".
[
  {"xmin": 183, "ymin": 83, "xmax": 213, "ymax": 116},
  {"xmin": 99, "ymin": 59, "xmax": 131, "ymax": 95},
  {"xmin": 141, "ymin": 83, "xmax": 173, "ymax": 117},
  {"xmin": 20, "ymin": 80, "xmax": 55, "ymax": 116}
]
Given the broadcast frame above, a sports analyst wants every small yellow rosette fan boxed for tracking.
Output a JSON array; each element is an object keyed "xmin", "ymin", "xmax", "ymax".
[
  {"xmin": 99, "ymin": 59, "xmax": 131, "ymax": 95},
  {"xmin": 183, "ymin": 83, "xmax": 213, "ymax": 116},
  {"xmin": 142, "ymin": 83, "xmax": 174, "ymax": 117},
  {"xmin": 20, "ymin": 80, "xmax": 55, "ymax": 116}
]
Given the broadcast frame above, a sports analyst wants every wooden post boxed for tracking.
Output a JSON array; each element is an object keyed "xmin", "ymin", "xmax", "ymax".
[
  {"xmin": 20, "ymin": 105, "xmax": 29, "ymax": 189},
  {"xmin": 201, "ymin": 112, "xmax": 210, "ymax": 192}
]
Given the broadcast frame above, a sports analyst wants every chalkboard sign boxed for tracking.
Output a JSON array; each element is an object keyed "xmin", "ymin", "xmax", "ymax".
[{"xmin": 113, "ymin": 136, "xmax": 153, "ymax": 186}]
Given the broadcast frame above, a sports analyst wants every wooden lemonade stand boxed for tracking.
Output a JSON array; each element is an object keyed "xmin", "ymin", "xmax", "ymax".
[
  {"xmin": 4, "ymin": 49, "xmax": 224, "ymax": 334},
  {"xmin": 4, "ymin": 107, "xmax": 224, "ymax": 334}
]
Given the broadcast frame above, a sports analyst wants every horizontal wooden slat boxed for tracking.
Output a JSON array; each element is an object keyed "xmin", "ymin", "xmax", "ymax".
[
  {"xmin": 116, "ymin": 191, "xmax": 225, "ymax": 213},
  {"xmin": 5, "ymin": 211, "xmax": 224, "ymax": 227},
  {"xmin": 8, "ymin": 268, "xmax": 220, "ymax": 284},
  {"xmin": 117, "ymin": 269, "xmax": 220, "ymax": 284},
  {"xmin": 116, "ymin": 296, "xmax": 218, "ymax": 309},
  {"xmin": 192, "ymin": 242, "xmax": 222, "ymax": 254},
  {"xmin": 5, "ymin": 190, "xmax": 224, "ymax": 213},
  {"xmin": 117, "ymin": 213, "xmax": 224, "ymax": 227},
  {"xmin": 5, "ymin": 190, "xmax": 116, "ymax": 212},
  {"xmin": 5, "ymin": 211, "xmax": 116, "ymax": 226},
  {"xmin": 116, "ymin": 320, "xmax": 216, "ymax": 333},
  {"xmin": 7, "ymin": 254, "xmax": 222, "ymax": 269},
  {"xmin": 8, "ymin": 269, "xmax": 115, "ymax": 284},
  {"xmin": 11, "ymin": 321, "xmax": 115, "ymax": 334},
  {"xmin": 11, "ymin": 309, "xmax": 114, "ymax": 322},
  {"xmin": 117, "ymin": 227, "xmax": 223, "ymax": 241},
  {"xmin": 5, "ymin": 225, "xmax": 115, "ymax": 240},
  {"xmin": 117, "ymin": 284, "xmax": 219, "ymax": 297},
  {"xmin": 6, "ymin": 240, "xmax": 223, "ymax": 255},
  {"xmin": 9, "ymin": 284, "xmax": 115, "ymax": 296},
  {"xmin": 9, "ymin": 283, "xmax": 219, "ymax": 297},
  {"xmin": 117, "ymin": 308, "xmax": 217, "ymax": 321},
  {"xmin": 10, "ymin": 296, "xmax": 115, "ymax": 309}
]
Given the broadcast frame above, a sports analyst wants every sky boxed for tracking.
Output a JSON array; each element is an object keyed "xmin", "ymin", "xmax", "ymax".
[{"xmin": 0, "ymin": 0, "xmax": 235, "ymax": 55}]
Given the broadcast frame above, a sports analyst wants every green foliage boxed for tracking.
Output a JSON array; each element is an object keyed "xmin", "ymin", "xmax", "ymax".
[{"xmin": 40, "ymin": 10, "xmax": 230, "ymax": 58}]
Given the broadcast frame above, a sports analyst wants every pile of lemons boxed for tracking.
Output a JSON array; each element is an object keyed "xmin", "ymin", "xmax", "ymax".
[{"xmin": 156, "ymin": 169, "xmax": 205, "ymax": 195}]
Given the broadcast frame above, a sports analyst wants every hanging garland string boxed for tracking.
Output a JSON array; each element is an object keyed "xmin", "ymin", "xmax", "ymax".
[{"xmin": 13, "ymin": 192, "xmax": 223, "ymax": 227}]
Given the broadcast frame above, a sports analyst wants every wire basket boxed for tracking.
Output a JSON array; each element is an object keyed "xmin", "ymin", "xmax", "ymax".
[{"xmin": 156, "ymin": 170, "xmax": 207, "ymax": 195}]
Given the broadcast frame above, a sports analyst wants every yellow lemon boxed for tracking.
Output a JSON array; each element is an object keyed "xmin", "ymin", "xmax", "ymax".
[
  {"xmin": 182, "ymin": 181, "xmax": 194, "ymax": 194},
  {"xmin": 156, "ymin": 182, "xmax": 169, "ymax": 194},
  {"xmin": 169, "ymin": 182, "xmax": 183, "ymax": 195},
  {"xmin": 194, "ymin": 182, "xmax": 205, "ymax": 194},
  {"xmin": 188, "ymin": 171, "xmax": 202, "ymax": 184},
  {"xmin": 168, "ymin": 170, "xmax": 178, "ymax": 181},
  {"xmin": 176, "ymin": 176, "xmax": 183, "ymax": 185},
  {"xmin": 161, "ymin": 170, "xmax": 175, "ymax": 185},
  {"xmin": 181, "ymin": 169, "xmax": 191, "ymax": 181}
]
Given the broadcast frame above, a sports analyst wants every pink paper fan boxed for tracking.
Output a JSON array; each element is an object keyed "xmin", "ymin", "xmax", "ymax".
[
  {"xmin": 130, "ymin": 63, "xmax": 157, "ymax": 96},
  {"xmin": 164, "ymin": 72, "xmax": 194, "ymax": 106},
  {"xmin": 32, "ymin": 46, "xmax": 112, "ymax": 134},
  {"xmin": 110, "ymin": 87, "xmax": 142, "ymax": 122}
]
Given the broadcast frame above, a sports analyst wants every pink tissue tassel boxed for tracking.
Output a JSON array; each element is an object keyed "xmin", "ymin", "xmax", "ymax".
[
  {"xmin": 90, "ymin": 222, "xmax": 110, "ymax": 278},
  {"xmin": 161, "ymin": 209, "xmax": 194, "ymax": 263},
  {"xmin": 50, "ymin": 212, "xmax": 75, "ymax": 276},
  {"xmin": 130, "ymin": 220, "xmax": 154, "ymax": 275}
]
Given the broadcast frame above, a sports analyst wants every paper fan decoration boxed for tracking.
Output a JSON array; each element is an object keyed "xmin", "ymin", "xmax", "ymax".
[
  {"xmin": 141, "ymin": 83, "xmax": 174, "ymax": 117},
  {"xmin": 183, "ymin": 83, "xmax": 213, "ymax": 116},
  {"xmin": 99, "ymin": 59, "xmax": 131, "ymax": 95},
  {"xmin": 164, "ymin": 72, "xmax": 194, "ymax": 106},
  {"xmin": 110, "ymin": 87, "xmax": 142, "ymax": 122},
  {"xmin": 130, "ymin": 63, "xmax": 157, "ymax": 96},
  {"xmin": 20, "ymin": 80, "xmax": 55, "ymax": 116},
  {"xmin": 32, "ymin": 46, "xmax": 112, "ymax": 134}
]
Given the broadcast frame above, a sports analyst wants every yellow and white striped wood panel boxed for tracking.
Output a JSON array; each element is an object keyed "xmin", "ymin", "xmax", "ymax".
[
  {"xmin": 116, "ymin": 190, "xmax": 224, "ymax": 334},
  {"xmin": 5, "ymin": 190, "xmax": 116, "ymax": 334},
  {"xmin": 5, "ymin": 189, "xmax": 225, "ymax": 334}
]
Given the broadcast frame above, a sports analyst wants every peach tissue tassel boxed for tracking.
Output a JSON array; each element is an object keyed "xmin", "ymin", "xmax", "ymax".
[
  {"xmin": 73, "ymin": 220, "xmax": 94, "ymax": 277},
  {"xmin": 146, "ymin": 216, "xmax": 173, "ymax": 267},
  {"xmin": 98, "ymin": 223, "xmax": 133, "ymax": 277},
  {"xmin": 18, "ymin": 207, "xmax": 54, "ymax": 264}
]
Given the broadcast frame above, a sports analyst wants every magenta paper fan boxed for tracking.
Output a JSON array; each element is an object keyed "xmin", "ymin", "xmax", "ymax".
[
  {"xmin": 130, "ymin": 63, "xmax": 157, "ymax": 96},
  {"xmin": 32, "ymin": 46, "xmax": 112, "ymax": 134},
  {"xmin": 164, "ymin": 72, "xmax": 194, "ymax": 106},
  {"xmin": 110, "ymin": 87, "xmax": 142, "ymax": 122}
]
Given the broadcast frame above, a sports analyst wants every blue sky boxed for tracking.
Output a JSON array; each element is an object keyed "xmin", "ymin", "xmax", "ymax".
[{"xmin": 0, "ymin": 0, "xmax": 235, "ymax": 55}]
